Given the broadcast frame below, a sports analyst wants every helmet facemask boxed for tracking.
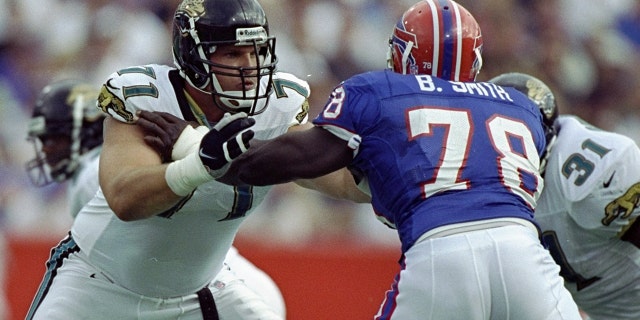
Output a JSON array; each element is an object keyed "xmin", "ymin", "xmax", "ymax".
[
  {"xmin": 26, "ymin": 118, "xmax": 55, "ymax": 187},
  {"xmin": 173, "ymin": 10, "xmax": 277, "ymax": 116},
  {"xmin": 26, "ymin": 120, "xmax": 79, "ymax": 187},
  {"xmin": 201, "ymin": 32, "xmax": 277, "ymax": 115}
]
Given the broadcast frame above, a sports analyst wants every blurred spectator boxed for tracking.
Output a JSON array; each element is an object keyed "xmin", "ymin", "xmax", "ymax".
[
  {"xmin": 88, "ymin": 0, "xmax": 173, "ymax": 85},
  {"xmin": 617, "ymin": 2, "xmax": 640, "ymax": 48}
]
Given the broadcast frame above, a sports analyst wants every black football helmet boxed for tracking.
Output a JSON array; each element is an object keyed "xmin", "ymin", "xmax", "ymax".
[
  {"xmin": 489, "ymin": 72, "xmax": 558, "ymax": 172},
  {"xmin": 172, "ymin": 0, "xmax": 277, "ymax": 116},
  {"xmin": 26, "ymin": 80, "xmax": 105, "ymax": 186}
]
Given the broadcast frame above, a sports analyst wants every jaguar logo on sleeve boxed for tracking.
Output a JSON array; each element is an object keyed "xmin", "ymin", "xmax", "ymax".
[
  {"xmin": 295, "ymin": 99, "xmax": 310, "ymax": 124},
  {"xmin": 603, "ymin": 182, "xmax": 640, "ymax": 226},
  {"xmin": 98, "ymin": 83, "xmax": 134, "ymax": 123}
]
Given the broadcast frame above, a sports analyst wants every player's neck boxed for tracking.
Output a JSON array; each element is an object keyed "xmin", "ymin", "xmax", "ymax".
[{"xmin": 183, "ymin": 83, "xmax": 224, "ymax": 123}]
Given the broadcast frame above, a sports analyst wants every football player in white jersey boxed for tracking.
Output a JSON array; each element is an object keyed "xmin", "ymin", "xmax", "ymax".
[
  {"xmin": 25, "ymin": 79, "xmax": 289, "ymax": 318},
  {"xmin": 26, "ymin": 80, "xmax": 104, "ymax": 216},
  {"xmin": 491, "ymin": 72, "xmax": 640, "ymax": 320},
  {"xmin": 25, "ymin": 0, "xmax": 366, "ymax": 319}
]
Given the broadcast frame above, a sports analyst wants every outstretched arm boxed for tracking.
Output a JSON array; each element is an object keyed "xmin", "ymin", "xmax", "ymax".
[
  {"xmin": 137, "ymin": 110, "xmax": 370, "ymax": 203},
  {"xmin": 226, "ymin": 126, "xmax": 353, "ymax": 185},
  {"xmin": 285, "ymin": 124, "xmax": 370, "ymax": 203},
  {"xmin": 101, "ymin": 111, "xmax": 254, "ymax": 221}
]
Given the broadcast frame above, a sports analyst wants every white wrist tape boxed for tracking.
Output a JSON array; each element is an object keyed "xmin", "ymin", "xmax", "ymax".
[
  {"xmin": 196, "ymin": 126, "xmax": 210, "ymax": 134},
  {"xmin": 165, "ymin": 152, "xmax": 213, "ymax": 196},
  {"xmin": 171, "ymin": 126, "xmax": 209, "ymax": 161}
]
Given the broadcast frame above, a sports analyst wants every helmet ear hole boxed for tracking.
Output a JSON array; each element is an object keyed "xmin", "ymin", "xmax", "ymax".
[{"xmin": 172, "ymin": 15, "xmax": 209, "ymax": 89}]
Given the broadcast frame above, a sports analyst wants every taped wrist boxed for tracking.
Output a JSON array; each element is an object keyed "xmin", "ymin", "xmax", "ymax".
[
  {"xmin": 165, "ymin": 152, "xmax": 213, "ymax": 196},
  {"xmin": 171, "ymin": 126, "xmax": 209, "ymax": 161}
]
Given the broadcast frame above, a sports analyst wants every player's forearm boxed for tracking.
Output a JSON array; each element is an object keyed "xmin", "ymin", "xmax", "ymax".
[
  {"xmin": 233, "ymin": 128, "xmax": 354, "ymax": 186},
  {"xmin": 232, "ymin": 138, "xmax": 319, "ymax": 185},
  {"xmin": 295, "ymin": 169, "xmax": 371, "ymax": 203},
  {"xmin": 233, "ymin": 151, "xmax": 300, "ymax": 185}
]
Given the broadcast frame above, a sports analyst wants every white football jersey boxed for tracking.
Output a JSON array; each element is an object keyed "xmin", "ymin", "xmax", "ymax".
[
  {"xmin": 536, "ymin": 115, "xmax": 640, "ymax": 318},
  {"xmin": 72, "ymin": 64, "xmax": 309, "ymax": 298},
  {"xmin": 68, "ymin": 147, "xmax": 101, "ymax": 217}
]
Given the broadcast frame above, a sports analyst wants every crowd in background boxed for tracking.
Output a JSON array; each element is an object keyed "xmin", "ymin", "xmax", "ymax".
[{"xmin": 1, "ymin": 0, "xmax": 640, "ymax": 247}]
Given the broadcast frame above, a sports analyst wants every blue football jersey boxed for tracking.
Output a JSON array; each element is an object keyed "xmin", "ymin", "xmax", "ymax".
[{"xmin": 313, "ymin": 70, "xmax": 546, "ymax": 252}]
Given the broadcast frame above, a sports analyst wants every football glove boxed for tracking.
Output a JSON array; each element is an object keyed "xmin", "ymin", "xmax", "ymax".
[{"xmin": 198, "ymin": 112, "xmax": 255, "ymax": 178}]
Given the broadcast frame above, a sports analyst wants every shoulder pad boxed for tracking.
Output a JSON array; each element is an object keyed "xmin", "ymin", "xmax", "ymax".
[{"xmin": 98, "ymin": 65, "xmax": 172, "ymax": 123}]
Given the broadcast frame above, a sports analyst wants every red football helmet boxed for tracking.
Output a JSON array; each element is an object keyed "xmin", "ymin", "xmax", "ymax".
[{"xmin": 388, "ymin": 0, "xmax": 483, "ymax": 82}]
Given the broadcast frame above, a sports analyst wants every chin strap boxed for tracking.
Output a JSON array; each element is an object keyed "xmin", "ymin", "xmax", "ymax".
[{"xmin": 471, "ymin": 46, "xmax": 483, "ymax": 81}]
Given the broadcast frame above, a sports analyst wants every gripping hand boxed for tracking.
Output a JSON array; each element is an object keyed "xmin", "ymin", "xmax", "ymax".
[
  {"xmin": 199, "ymin": 112, "xmax": 255, "ymax": 178},
  {"xmin": 136, "ymin": 110, "xmax": 202, "ymax": 162}
]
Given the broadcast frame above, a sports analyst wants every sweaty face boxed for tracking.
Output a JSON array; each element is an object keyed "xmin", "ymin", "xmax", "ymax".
[{"xmin": 208, "ymin": 44, "xmax": 263, "ymax": 93}]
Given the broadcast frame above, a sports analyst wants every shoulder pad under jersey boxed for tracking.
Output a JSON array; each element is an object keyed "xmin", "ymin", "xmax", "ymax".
[
  {"xmin": 98, "ymin": 64, "xmax": 174, "ymax": 123},
  {"xmin": 554, "ymin": 116, "xmax": 639, "ymax": 201},
  {"xmin": 268, "ymin": 72, "xmax": 311, "ymax": 125},
  {"xmin": 270, "ymin": 72, "xmax": 310, "ymax": 107}
]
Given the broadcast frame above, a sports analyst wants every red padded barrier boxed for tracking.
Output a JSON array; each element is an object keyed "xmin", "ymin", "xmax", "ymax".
[{"xmin": 7, "ymin": 235, "xmax": 399, "ymax": 320}]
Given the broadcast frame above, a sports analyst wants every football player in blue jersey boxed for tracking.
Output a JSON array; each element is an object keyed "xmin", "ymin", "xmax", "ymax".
[
  {"xmin": 217, "ymin": 1, "xmax": 582, "ymax": 319},
  {"xmin": 25, "ymin": 0, "xmax": 366, "ymax": 319},
  {"xmin": 492, "ymin": 72, "xmax": 640, "ymax": 320}
]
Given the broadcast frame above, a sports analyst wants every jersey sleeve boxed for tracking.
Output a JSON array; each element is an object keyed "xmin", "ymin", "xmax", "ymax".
[
  {"xmin": 553, "ymin": 116, "xmax": 640, "ymax": 233},
  {"xmin": 312, "ymin": 75, "xmax": 379, "ymax": 151},
  {"xmin": 97, "ymin": 64, "xmax": 173, "ymax": 124},
  {"xmin": 271, "ymin": 72, "xmax": 311, "ymax": 127},
  {"xmin": 570, "ymin": 137, "xmax": 640, "ymax": 233}
]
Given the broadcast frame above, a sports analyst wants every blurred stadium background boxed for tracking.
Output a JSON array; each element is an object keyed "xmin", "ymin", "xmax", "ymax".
[{"xmin": 1, "ymin": 0, "xmax": 639, "ymax": 318}]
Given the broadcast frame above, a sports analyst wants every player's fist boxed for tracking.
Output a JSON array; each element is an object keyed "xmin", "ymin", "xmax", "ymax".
[{"xmin": 199, "ymin": 112, "xmax": 255, "ymax": 178}]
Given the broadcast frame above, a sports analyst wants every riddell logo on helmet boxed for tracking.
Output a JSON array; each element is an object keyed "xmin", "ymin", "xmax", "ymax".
[{"xmin": 237, "ymin": 27, "xmax": 268, "ymax": 43}]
